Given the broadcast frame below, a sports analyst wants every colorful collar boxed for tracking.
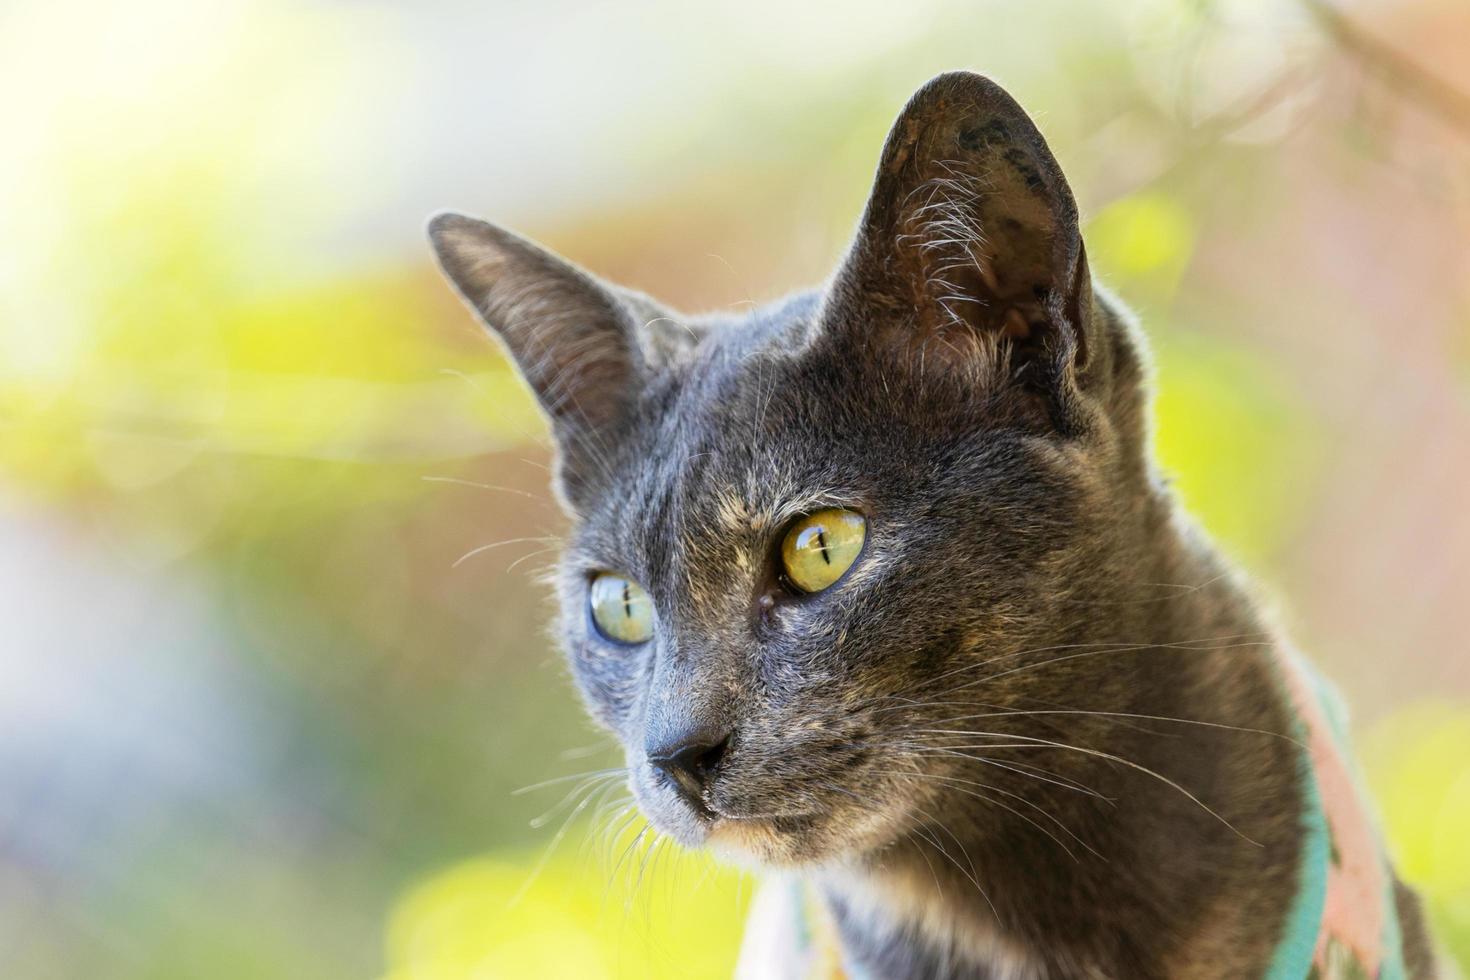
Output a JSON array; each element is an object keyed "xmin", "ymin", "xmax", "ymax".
[
  {"xmin": 1268, "ymin": 650, "xmax": 1406, "ymax": 980},
  {"xmin": 758, "ymin": 651, "xmax": 1406, "ymax": 980}
]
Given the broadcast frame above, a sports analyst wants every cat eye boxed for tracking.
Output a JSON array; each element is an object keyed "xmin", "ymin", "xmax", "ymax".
[
  {"xmin": 588, "ymin": 573, "xmax": 655, "ymax": 645},
  {"xmin": 780, "ymin": 508, "xmax": 867, "ymax": 594}
]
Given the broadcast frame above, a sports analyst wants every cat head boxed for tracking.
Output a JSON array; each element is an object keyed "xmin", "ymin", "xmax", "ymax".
[{"xmin": 431, "ymin": 72, "xmax": 1151, "ymax": 866}]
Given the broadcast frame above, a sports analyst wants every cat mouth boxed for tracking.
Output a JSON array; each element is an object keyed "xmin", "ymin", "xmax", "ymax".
[
  {"xmin": 676, "ymin": 792, "xmax": 823, "ymax": 825},
  {"xmin": 713, "ymin": 809, "xmax": 821, "ymax": 831},
  {"xmin": 697, "ymin": 801, "xmax": 826, "ymax": 843}
]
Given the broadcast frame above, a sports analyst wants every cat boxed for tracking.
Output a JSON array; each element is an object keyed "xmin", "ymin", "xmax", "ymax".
[{"xmin": 429, "ymin": 71, "xmax": 1441, "ymax": 979}]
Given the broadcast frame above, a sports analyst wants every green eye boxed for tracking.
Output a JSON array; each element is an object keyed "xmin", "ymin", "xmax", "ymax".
[
  {"xmin": 780, "ymin": 508, "xmax": 866, "ymax": 594},
  {"xmin": 589, "ymin": 573, "xmax": 655, "ymax": 645}
]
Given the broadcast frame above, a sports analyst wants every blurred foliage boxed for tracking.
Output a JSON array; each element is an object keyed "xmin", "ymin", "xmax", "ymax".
[{"xmin": 2, "ymin": 0, "xmax": 1467, "ymax": 977}]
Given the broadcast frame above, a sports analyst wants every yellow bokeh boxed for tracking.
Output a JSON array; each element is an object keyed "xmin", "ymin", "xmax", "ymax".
[
  {"xmin": 385, "ymin": 838, "xmax": 752, "ymax": 980},
  {"xmin": 1087, "ymin": 191, "xmax": 1196, "ymax": 297},
  {"xmin": 1363, "ymin": 704, "xmax": 1470, "ymax": 964}
]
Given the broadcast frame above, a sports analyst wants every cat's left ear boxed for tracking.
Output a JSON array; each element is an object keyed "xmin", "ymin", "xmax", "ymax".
[
  {"xmin": 823, "ymin": 72, "xmax": 1099, "ymax": 425},
  {"xmin": 429, "ymin": 213, "xmax": 647, "ymax": 512}
]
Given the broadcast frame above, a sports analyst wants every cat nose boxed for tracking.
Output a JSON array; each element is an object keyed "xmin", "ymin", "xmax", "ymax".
[{"xmin": 646, "ymin": 727, "xmax": 732, "ymax": 806}]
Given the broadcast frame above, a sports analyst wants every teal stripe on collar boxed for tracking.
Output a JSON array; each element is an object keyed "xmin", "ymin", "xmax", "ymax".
[{"xmin": 1264, "ymin": 713, "xmax": 1331, "ymax": 980}]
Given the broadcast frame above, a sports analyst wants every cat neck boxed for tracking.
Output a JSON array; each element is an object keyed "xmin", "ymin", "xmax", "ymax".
[{"xmin": 814, "ymin": 492, "xmax": 1306, "ymax": 979}]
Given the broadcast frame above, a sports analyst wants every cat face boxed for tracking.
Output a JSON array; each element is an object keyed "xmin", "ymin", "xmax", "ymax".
[
  {"xmin": 550, "ymin": 314, "xmax": 1113, "ymax": 866},
  {"xmin": 431, "ymin": 72, "xmax": 1141, "ymax": 867}
]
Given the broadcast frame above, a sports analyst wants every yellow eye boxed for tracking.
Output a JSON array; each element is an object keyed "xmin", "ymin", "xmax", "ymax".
[
  {"xmin": 589, "ymin": 573, "xmax": 655, "ymax": 645},
  {"xmin": 780, "ymin": 508, "xmax": 867, "ymax": 594}
]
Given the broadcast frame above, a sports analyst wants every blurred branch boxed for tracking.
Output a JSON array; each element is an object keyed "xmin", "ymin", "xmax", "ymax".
[
  {"xmin": 1088, "ymin": 68, "xmax": 1313, "ymax": 210},
  {"xmin": 1193, "ymin": 68, "xmax": 1313, "ymax": 144},
  {"xmin": 1302, "ymin": 0, "xmax": 1470, "ymax": 138}
]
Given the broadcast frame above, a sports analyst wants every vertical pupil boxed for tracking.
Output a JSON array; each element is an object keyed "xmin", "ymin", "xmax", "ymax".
[
  {"xmin": 815, "ymin": 527, "xmax": 831, "ymax": 564},
  {"xmin": 622, "ymin": 581, "xmax": 632, "ymax": 619}
]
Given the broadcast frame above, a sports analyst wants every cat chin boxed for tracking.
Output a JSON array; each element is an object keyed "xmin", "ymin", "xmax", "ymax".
[
  {"xmin": 704, "ymin": 807, "xmax": 906, "ymax": 870},
  {"xmin": 705, "ymin": 817, "xmax": 821, "ymax": 868}
]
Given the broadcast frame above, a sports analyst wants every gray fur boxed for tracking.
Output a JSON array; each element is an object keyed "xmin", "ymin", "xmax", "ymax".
[{"xmin": 429, "ymin": 71, "xmax": 1436, "ymax": 979}]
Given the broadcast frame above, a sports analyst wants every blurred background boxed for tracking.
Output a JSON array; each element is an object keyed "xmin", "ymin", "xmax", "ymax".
[{"xmin": 2, "ymin": 0, "xmax": 1468, "ymax": 976}]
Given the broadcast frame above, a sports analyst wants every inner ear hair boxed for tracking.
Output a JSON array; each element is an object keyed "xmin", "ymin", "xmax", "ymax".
[
  {"xmin": 831, "ymin": 72, "xmax": 1092, "ymax": 397},
  {"xmin": 894, "ymin": 160, "xmax": 1061, "ymax": 383}
]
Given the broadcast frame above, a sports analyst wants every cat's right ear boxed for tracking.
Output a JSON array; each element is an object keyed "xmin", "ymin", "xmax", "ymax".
[
  {"xmin": 428, "ymin": 213, "xmax": 642, "ymax": 511},
  {"xmin": 820, "ymin": 72, "xmax": 1101, "ymax": 433}
]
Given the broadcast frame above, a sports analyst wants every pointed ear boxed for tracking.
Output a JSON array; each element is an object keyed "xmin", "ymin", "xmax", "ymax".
[
  {"xmin": 825, "ymin": 72, "xmax": 1097, "ymax": 421},
  {"xmin": 428, "ymin": 212, "xmax": 643, "ymax": 509}
]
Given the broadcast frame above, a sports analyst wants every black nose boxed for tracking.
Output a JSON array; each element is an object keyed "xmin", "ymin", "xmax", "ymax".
[{"xmin": 646, "ymin": 729, "xmax": 731, "ymax": 806}]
